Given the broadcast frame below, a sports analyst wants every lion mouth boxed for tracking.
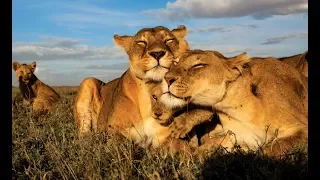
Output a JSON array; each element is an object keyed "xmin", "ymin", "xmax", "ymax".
[
  {"xmin": 151, "ymin": 65, "xmax": 169, "ymax": 71},
  {"xmin": 163, "ymin": 92, "xmax": 190, "ymax": 101}
]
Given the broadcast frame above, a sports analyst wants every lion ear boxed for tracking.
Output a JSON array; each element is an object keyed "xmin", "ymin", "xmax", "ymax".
[
  {"xmin": 113, "ymin": 35, "xmax": 133, "ymax": 53},
  {"xmin": 29, "ymin": 62, "xmax": 36, "ymax": 72},
  {"xmin": 225, "ymin": 52, "xmax": 250, "ymax": 80},
  {"xmin": 12, "ymin": 61, "xmax": 21, "ymax": 71},
  {"xmin": 171, "ymin": 25, "xmax": 188, "ymax": 39}
]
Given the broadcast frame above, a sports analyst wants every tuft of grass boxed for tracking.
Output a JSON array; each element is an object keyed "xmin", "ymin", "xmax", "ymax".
[{"xmin": 12, "ymin": 86, "xmax": 308, "ymax": 180}]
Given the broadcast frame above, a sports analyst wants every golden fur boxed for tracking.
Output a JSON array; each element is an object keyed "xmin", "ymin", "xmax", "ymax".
[
  {"xmin": 278, "ymin": 51, "xmax": 308, "ymax": 77},
  {"xmin": 251, "ymin": 51, "xmax": 308, "ymax": 77},
  {"xmin": 12, "ymin": 61, "xmax": 60, "ymax": 116},
  {"xmin": 147, "ymin": 53, "xmax": 249, "ymax": 150},
  {"xmin": 73, "ymin": 25, "xmax": 190, "ymax": 150},
  {"xmin": 160, "ymin": 50, "xmax": 308, "ymax": 157}
]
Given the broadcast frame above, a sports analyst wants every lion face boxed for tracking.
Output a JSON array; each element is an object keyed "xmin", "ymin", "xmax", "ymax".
[
  {"xmin": 160, "ymin": 50, "xmax": 250, "ymax": 108},
  {"xmin": 12, "ymin": 61, "xmax": 36, "ymax": 84},
  {"xmin": 145, "ymin": 80, "xmax": 174, "ymax": 125},
  {"xmin": 113, "ymin": 25, "xmax": 189, "ymax": 82}
]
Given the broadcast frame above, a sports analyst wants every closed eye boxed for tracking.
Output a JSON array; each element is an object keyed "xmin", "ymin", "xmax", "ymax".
[
  {"xmin": 165, "ymin": 39, "xmax": 174, "ymax": 44},
  {"xmin": 152, "ymin": 94, "xmax": 158, "ymax": 101},
  {"xmin": 136, "ymin": 41, "xmax": 147, "ymax": 46},
  {"xmin": 192, "ymin": 64, "xmax": 208, "ymax": 69}
]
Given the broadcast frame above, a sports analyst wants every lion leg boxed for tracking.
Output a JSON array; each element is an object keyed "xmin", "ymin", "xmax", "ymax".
[
  {"xmin": 169, "ymin": 109, "xmax": 214, "ymax": 138},
  {"xmin": 32, "ymin": 98, "xmax": 49, "ymax": 118},
  {"xmin": 264, "ymin": 129, "xmax": 307, "ymax": 158},
  {"xmin": 74, "ymin": 77, "xmax": 105, "ymax": 135},
  {"xmin": 158, "ymin": 137, "xmax": 193, "ymax": 156},
  {"xmin": 23, "ymin": 98, "xmax": 32, "ymax": 107},
  {"xmin": 196, "ymin": 128, "xmax": 242, "ymax": 155}
]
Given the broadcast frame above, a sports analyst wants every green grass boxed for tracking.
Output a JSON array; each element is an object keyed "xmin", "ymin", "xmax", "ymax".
[{"xmin": 12, "ymin": 86, "xmax": 308, "ymax": 180}]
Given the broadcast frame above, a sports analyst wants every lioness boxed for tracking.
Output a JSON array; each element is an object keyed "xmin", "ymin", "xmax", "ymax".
[
  {"xmin": 12, "ymin": 61, "xmax": 60, "ymax": 116},
  {"xmin": 160, "ymin": 50, "xmax": 308, "ymax": 157},
  {"xmin": 149, "ymin": 53, "xmax": 249, "ymax": 150},
  {"xmin": 251, "ymin": 51, "xmax": 308, "ymax": 78},
  {"xmin": 74, "ymin": 25, "xmax": 190, "ymax": 149},
  {"xmin": 278, "ymin": 51, "xmax": 308, "ymax": 77}
]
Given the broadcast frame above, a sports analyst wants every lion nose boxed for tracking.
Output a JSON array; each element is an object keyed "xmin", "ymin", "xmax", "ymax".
[
  {"xmin": 154, "ymin": 112, "xmax": 162, "ymax": 117},
  {"xmin": 149, "ymin": 51, "xmax": 166, "ymax": 61},
  {"xmin": 165, "ymin": 76, "xmax": 178, "ymax": 86}
]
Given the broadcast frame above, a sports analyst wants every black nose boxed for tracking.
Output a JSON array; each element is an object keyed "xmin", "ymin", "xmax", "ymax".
[
  {"xmin": 154, "ymin": 112, "xmax": 162, "ymax": 117},
  {"xmin": 149, "ymin": 51, "xmax": 166, "ymax": 61},
  {"xmin": 165, "ymin": 76, "xmax": 178, "ymax": 86}
]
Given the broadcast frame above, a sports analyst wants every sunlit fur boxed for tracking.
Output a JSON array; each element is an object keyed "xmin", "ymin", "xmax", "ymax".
[{"xmin": 160, "ymin": 50, "xmax": 308, "ymax": 157}]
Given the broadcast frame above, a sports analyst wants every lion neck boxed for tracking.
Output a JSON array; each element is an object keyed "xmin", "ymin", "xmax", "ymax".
[
  {"xmin": 214, "ymin": 72, "xmax": 259, "ymax": 123},
  {"xmin": 19, "ymin": 74, "xmax": 41, "ymax": 100},
  {"xmin": 121, "ymin": 68, "xmax": 152, "ymax": 119}
]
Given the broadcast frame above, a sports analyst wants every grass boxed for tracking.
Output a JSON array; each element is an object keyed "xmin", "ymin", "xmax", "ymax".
[{"xmin": 12, "ymin": 86, "xmax": 308, "ymax": 180}]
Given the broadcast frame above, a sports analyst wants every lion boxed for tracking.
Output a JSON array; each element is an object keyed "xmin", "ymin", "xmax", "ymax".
[
  {"xmin": 251, "ymin": 51, "xmax": 308, "ymax": 77},
  {"xmin": 148, "ymin": 53, "xmax": 249, "ymax": 151},
  {"xmin": 160, "ymin": 49, "xmax": 308, "ymax": 157},
  {"xmin": 73, "ymin": 25, "xmax": 190, "ymax": 149},
  {"xmin": 12, "ymin": 61, "xmax": 60, "ymax": 116}
]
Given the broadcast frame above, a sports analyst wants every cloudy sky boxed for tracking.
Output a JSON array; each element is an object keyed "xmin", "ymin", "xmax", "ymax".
[{"xmin": 12, "ymin": 0, "xmax": 308, "ymax": 86}]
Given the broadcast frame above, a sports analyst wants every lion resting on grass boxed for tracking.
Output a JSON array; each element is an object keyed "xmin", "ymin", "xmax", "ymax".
[
  {"xmin": 74, "ymin": 25, "xmax": 190, "ymax": 150},
  {"xmin": 160, "ymin": 50, "xmax": 308, "ymax": 157},
  {"xmin": 12, "ymin": 61, "xmax": 60, "ymax": 116}
]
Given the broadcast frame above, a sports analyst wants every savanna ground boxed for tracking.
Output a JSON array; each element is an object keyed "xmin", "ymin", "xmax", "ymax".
[{"xmin": 12, "ymin": 86, "xmax": 308, "ymax": 180}]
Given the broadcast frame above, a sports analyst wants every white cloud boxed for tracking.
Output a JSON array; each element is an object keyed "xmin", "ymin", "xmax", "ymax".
[
  {"xmin": 144, "ymin": 0, "xmax": 308, "ymax": 20},
  {"xmin": 12, "ymin": 36, "xmax": 127, "ymax": 61}
]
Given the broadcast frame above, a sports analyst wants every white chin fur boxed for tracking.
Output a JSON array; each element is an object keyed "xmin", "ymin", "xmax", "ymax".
[
  {"xmin": 160, "ymin": 93, "xmax": 187, "ymax": 109},
  {"xmin": 145, "ymin": 67, "xmax": 168, "ymax": 82}
]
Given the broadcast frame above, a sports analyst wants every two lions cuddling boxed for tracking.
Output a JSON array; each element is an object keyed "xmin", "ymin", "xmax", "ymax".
[
  {"xmin": 74, "ymin": 25, "xmax": 308, "ymax": 157},
  {"xmin": 74, "ymin": 25, "xmax": 191, "ymax": 151}
]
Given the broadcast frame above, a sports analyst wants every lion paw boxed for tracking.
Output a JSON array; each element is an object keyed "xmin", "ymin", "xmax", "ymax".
[{"xmin": 169, "ymin": 119, "xmax": 194, "ymax": 139}]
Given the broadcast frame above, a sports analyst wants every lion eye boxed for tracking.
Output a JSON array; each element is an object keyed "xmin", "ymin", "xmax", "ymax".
[
  {"xmin": 137, "ymin": 41, "xmax": 147, "ymax": 46},
  {"xmin": 165, "ymin": 39, "xmax": 174, "ymax": 44},
  {"xmin": 192, "ymin": 64, "xmax": 207, "ymax": 69},
  {"xmin": 152, "ymin": 94, "xmax": 158, "ymax": 101}
]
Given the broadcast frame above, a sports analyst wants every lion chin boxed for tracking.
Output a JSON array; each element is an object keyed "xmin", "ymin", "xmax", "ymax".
[
  {"xmin": 145, "ymin": 66, "xmax": 169, "ymax": 82},
  {"xmin": 160, "ymin": 92, "xmax": 187, "ymax": 109}
]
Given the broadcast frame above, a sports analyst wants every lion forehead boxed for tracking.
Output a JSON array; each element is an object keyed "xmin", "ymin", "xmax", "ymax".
[
  {"xmin": 15, "ymin": 65, "xmax": 32, "ymax": 73},
  {"xmin": 135, "ymin": 28, "xmax": 174, "ymax": 40}
]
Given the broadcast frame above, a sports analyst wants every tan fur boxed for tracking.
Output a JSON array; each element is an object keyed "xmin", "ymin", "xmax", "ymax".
[
  {"xmin": 73, "ymin": 25, "xmax": 190, "ymax": 150},
  {"xmin": 148, "ymin": 80, "xmax": 216, "ymax": 149},
  {"xmin": 12, "ymin": 61, "xmax": 60, "ymax": 116},
  {"xmin": 161, "ymin": 50, "xmax": 308, "ymax": 157},
  {"xmin": 251, "ymin": 51, "xmax": 308, "ymax": 77}
]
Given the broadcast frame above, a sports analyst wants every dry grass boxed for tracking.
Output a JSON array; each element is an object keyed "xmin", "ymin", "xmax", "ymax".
[{"xmin": 12, "ymin": 86, "xmax": 308, "ymax": 180}]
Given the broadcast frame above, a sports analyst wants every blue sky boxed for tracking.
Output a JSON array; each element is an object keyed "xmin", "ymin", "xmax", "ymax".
[{"xmin": 12, "ymin": 0, "xmax": 308, "ymax": 86}]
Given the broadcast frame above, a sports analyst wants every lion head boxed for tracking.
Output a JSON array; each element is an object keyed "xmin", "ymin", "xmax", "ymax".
[
  {"xmin": 12, "ymin": 61, "xmax": 37, "ymax": 84},
  {"xmin": 144, "ymin": 80, "xmax": 174, "ymax": 125},
  {"xmin": 160, "ymin": 50, "xmax": 250, "ymax": 108},
  {"xmin": 113, "ymin": 25, "xmax": 189, "ymax": 82}
]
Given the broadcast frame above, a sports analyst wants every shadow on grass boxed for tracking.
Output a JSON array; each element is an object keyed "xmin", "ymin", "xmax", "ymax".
[{"xmin": 198, "ymin": 149, "xmax": 308, "ymax": 180}]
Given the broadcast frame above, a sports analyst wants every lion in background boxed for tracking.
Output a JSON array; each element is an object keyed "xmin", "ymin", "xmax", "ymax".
[
  {"xmin": 12, "ymin": 61, "xmax": 60, "ymax": 116},
  {"xmin": 250, "ymin": 51, "xmax": 308, "ymax": 77},
  {"xmin": 73, "ymin": 25, "xmax": 191, "ymax": 150},
  {"xmin": 160, "ymin": 50, "xmax": 308, "ymax": 157}
]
